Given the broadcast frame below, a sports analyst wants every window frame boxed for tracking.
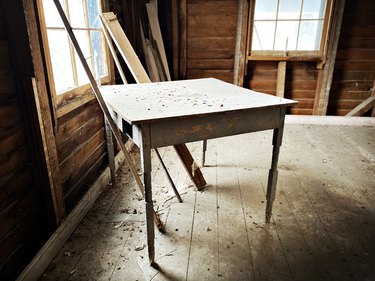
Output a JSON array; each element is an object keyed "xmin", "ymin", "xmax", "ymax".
[
  {"xmin": 247, "ymin": 0, "xmax": 334, "ymax": 62},
  {"xmin": 37, "ymin": 0, "xmax": 113, "ymax": 117}
]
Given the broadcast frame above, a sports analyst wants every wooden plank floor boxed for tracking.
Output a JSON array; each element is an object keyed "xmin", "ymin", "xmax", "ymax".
[{"xmin": 40, "ymin": 123, "xmax": 375, "ymax": 281}]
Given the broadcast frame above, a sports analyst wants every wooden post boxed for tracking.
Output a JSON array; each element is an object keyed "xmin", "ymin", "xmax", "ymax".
[
  {"xmin": 178, "ymin": 0, "xmax": 187, "ymax": 79},
  {"xmin": 276, "ymin": 61, "xmax": 287, "ymax": 97},
  {"xmin": 313, "ymin": 0, "xmax": 346, "ymax": 115},
  {"xmin": 22, "ymin": 0, "xmax": 65, "ymax": 225},
  {"xmin": 233, "ymin": 0, "xmax": 249, "ymax": 86},
  {"xmin": 105, "ymin": 118, "xmax": 116, "ymax": 185},
  {"xmin": 172, "ymin": 0, "xmax": 179, "ymax": 80}
]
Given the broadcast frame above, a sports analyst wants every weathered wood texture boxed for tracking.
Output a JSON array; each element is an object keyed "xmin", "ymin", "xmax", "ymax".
[
  {"xmin": 41, "ymin": 123, "xmax": 375, "ymax": 281},
  {"xmin": 245, "ymin": 61, "xmax": 318, "ymax": 115},
  {"xmin": 185, "ymin": 0, "xmax": 238, "ymax": 83},
  {"xmin": 55, "ymin": 99, "xmax": 108, "ymax": 212},
  {"xmin": 328, "ymin": 0, "xmax": 375, "ymax": 115},
  {"xmin": 0, "ymin": 3, "xmax": 49, "ymax": 280},
  {"xmin": 244, "ymin": 0, "xmax": 374, "ymax": 116}
]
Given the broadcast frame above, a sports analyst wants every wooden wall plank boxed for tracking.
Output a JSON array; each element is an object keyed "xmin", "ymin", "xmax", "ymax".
[
  {"xmin": 188, "ymin": 48, "xmax": 235, "ymax": 59},
  {"xmin": 56, "ymin": 114, "xmax": 104, "ymax": 161},
  {"xmin": 0, "ymin": 146, "xmax": 30, "ymax": 181},
  {"xmin": 0, "ymin": 168, "xmax": 33, "ymax": 210},
  {"xmin": 186, "ymin": 0, "xmax": 238, "ymax": 83},
  {"xmin": 0, "ymin": 209, "xmax": 40, "ymax": 265},
  {"xmin": 188, "ymin": 25, "xmax": 237, "ymax": 38},
  {"xmin": 55, "ymin": 101, "xmax": 102, "ymax": 142},
  {"xmin": 0, "ymin": 124, "xmax": 26, "ymax": 159},
  {"xmin": 188, "ymin": 58, "xmax": 234, "ymax": 70},
  {"xmin": 327, "ymin": 0, "xmax": 375, "ymax": 115},
  {"xmin": 330, "ymin": 90, "xmax": 371, "ymax": 100},
  {"xmin": 187, "ymin": 69, "xmax": 234, "ymax": 83},
  {"xmin": 0, "ymin": 71, "xmax": 16, "ymax": 102},
  {"xmin": 59, "ymin": 129, "xmax": 105, "ymax": 184},
  {"xmin": 188, "ymin": 2, "xmax": 237, "ymax": 15},
  {"xmin": 189, "ymin": 37, "xmax": 236, "ymax": 50},
  {"xmin": 63, "ymin": 142, "xmax": 106, "ymax": 195},
  {"xmin": 63, "ymin": 147, "xmax": 106, "ymax": 212},
  {"xmin": 0, "ymin": 2, "xmax": 47, "ymax": 278},
  {"xmin": 0, "ymin": 190, "xmax": 37, "ymax": 240}
]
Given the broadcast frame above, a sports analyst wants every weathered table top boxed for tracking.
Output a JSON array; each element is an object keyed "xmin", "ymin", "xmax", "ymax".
[{"xmin": 100, "ymin": 78, "xmax": 296, "ymax": 125}]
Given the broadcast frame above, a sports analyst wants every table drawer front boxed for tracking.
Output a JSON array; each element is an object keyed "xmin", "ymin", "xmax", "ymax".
[{"xmin": 149, "ymin": 106, "xmax": 284, "ymax": 148}]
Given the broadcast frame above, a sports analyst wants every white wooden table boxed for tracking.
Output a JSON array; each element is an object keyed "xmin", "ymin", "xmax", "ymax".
[{"xmin": 100, "ymin": 78, "xmax": 296, "ymax": 265}]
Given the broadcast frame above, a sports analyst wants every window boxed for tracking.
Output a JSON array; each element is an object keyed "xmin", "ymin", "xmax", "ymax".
[
  {"xmin": 249, "ymin": 0, "xmax": 332, "ymax": 58},
  {"xmin": 38, "ymin": 0, "xmax": 111, "ymax": 114}
]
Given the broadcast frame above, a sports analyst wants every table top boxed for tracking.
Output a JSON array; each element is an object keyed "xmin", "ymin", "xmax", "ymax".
[{"xmin": 100, "ymin": 78, "xmax": 296, "ymax": 125}]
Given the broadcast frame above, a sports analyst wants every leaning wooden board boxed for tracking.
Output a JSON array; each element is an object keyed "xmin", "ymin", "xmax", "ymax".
[{"xmin": 100, "ymin": 12, "xmax": 206, "ymax": 190}]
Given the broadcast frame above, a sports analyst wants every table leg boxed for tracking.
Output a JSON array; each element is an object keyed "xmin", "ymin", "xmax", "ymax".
[
  {"xmin": 105, "ymin": 118, "xmax": 116, "ymax": 185},
  {"xmin": 140, "ymin": 127, "xmax": 156, "ymax": 265},
  {"xmin": 265, "ymin": 125, "xmax": 284, "ymax": 223},
  {"xmin": 202, "ymin": 139, "xmax": 207, "ymax": 167}
]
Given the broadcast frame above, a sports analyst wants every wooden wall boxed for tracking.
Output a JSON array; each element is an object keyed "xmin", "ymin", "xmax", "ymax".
[
  {"xmin": 0, "ymin": 3, "xmax": 49, "ymax": 280},
  {"xmin": 56, "ymin": 100, "xmax": 107, "ymax": 212},
  {"xmin": 186, "ymin": 0, "xmax": 238, "ymax": 83},
  {"xmin": 0, "ymin": 0, "xmax": 110, "ymax": 278},
  {"xmin": 181, "ymin": 0, "xmax": 374, "ymax": 116},
  {"xmin": 328, "ymin": 0, "xmax": 375, "ymax": 115},
  {"xmin": 245, "ymin": 61, "xmax": 318, "ymax": 114}
]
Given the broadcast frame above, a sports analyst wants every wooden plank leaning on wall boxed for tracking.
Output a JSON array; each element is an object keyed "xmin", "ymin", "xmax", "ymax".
[
  {"xmin": 346, "ymin": 79, "xmax": 375, "ymax": 116},
  {"xmin": 313, "ymin": 0, "xmax": 346, "ymax": 115},
  {"xmin": 233, "ymin": 0, "xmax": 249, "ymax": 86},
  {"xmin": 10, "ymin": 0, "xmax": 65, "ymax": 225}
]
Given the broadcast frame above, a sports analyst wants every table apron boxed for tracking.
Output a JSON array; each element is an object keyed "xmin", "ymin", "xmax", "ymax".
[{"xmin": 132, "ymin": 106, "xmax": 284, "ymax": 148}]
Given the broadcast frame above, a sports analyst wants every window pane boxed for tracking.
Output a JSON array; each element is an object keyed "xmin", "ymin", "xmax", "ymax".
[
  {"xmin": 252, "ymin": 21, "xmax": 276, "ymax": 50},
  {"xmin": 302, "ymin": 0, "xmax": 326, "ymax": 19},
  {"xmin": 254, "ymin": 0, "xmax": 278, "ymax": 20},
  {"xmin": 297, "ymin": 20, "xmax": 323, "ymax": 50},
  {"xmin": 90, "ymin": 31, "xmax": 107, "ymax": 78},
  {"xmin": 88, "ymin": 0, "xmax": 101, "ymax": 28},
  {"xmin": 274, "ymin": 21, "xmax": 299, "ymax": 50},
  {"xmin": 74, "ymin": 30, "xmax": 91, "ymax": 86},
  {"xmin": 68, "ymin": 0, "xmax": 86, "ymax": 27},
  {"xmin": 42, "ymin": 0, "xmax": 64, "ymax": 27},
  {"xmin": 278, "ymin": 0, "xmax": 302, "ymax": 20},
  {"xmin": 46, "ymin": 30, "xmax": 74, "ymax": 93}
]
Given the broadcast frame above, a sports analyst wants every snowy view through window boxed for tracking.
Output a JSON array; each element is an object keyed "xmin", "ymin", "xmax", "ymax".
[{"xmin": 252, "ymin": 0, "xmax": 327, "ymax": 52}]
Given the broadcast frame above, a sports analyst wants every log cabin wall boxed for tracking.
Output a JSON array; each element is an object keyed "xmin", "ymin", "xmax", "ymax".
[
  {"xmin": 245, "ymin": 61, "xmax": 318, "ymax": 114},
  {"xmin": 55, "ymin": 100, "xmax": 107, "ymax": 212},
  {"xmin": 0, "ymin": 2, "xmax": 50, "ymax": 280},
  {"xmin": 185, "ymin": 0, "xmax": 238, "ymax": 83},
  {"xmin": 328, "ymin": 0, "xmax": 375, "ymax": 115}
]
